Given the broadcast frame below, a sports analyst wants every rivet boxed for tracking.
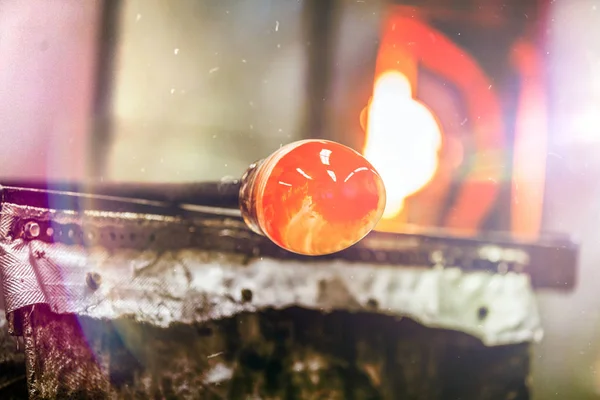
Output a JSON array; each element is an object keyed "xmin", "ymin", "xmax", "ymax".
[
  {"xmin": 86, "ymin": 272, "xmax": 102, "ymax": 290},
  {"xmin": 23, "ymin": 222, "xmax": 41, "ymax": 239},
  {"xmin": 241, "ymin": 288, "xmax": 253, "ymax": 303},
  {"xmin": 477, "ymin": 306, "xmax": 489, "ymax": 321},
  {"xmin": 366, "ymin": 298, "xmax": 379, "ymax": 309}
]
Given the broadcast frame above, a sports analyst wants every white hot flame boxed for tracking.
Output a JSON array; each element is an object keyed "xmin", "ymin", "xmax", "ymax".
[{"xmin": 363, "ymin": 71, "xmax": 442, "ymax": 219}]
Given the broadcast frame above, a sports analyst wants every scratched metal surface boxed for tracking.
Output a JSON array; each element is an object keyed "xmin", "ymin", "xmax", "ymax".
[{"xmin": 0, "ymin": 202, "xmax": 544, "ymax": 347}]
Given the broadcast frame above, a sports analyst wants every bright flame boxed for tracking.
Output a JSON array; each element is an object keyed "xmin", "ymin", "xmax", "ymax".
[{"xmin": 363, "ymin": 71, "xmax": 442, "ymax": 219}]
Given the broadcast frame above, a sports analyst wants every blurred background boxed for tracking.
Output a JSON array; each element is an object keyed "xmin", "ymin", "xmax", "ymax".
[{"xmin": 0, "ymin": 0, "xmax": 599, "ymax": 398}]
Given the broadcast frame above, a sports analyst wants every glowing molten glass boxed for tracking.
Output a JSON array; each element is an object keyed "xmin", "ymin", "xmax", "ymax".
[{"xmin": 239, "ymin": 140, "xmax": 386, "ymax": 256}]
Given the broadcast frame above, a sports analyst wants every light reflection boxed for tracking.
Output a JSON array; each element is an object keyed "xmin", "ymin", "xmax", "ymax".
[
  {"xmin": 327, "ymin": 170, "xmax": 337, "ymax": 182},
  {"xmin": 296, "ymin": 167, "xmax": 313, "ymax": 180},
  {"xmin": 278, "ymin": 181, "xmax": 292, "ymax": 187},
  {"xmin": 344, "ymin": 167, "xmax": 369, "ymax": 182},
  {"xmin": 319, "ymin": 149, "xmax": 332, "ymax": 165}
]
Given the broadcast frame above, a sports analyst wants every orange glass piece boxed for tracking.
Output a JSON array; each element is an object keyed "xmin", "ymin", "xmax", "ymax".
[{"xmin": 239, "ymin": 140, "xmax": 386, "ymax": 255}]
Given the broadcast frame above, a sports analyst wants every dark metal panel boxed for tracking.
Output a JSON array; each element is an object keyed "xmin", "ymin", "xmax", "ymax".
[{"xmin": 18, "ymin": 304, "xmax": 530, "ymax": 399}]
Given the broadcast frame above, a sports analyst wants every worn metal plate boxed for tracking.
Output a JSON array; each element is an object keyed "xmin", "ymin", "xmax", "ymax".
[
  {"xmin": 0, "ymin": 197, "xmax": 578, "ymax": 398},
  {"xmin": 0, "ymin": 202, "xmax": 545, "ymax": 346}
]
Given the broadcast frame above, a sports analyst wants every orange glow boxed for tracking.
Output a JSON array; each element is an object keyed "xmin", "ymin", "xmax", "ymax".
[
  {"xmin": 362, "ymin": 9, "xmax": 505, "ymax": 234},
  {"xmin": 510, "ymin": 40, "xmax": 547, "ymax": 239},
  {"xmin": 363, "ymin": 71, "xmax": 442, "ymax": 218}
]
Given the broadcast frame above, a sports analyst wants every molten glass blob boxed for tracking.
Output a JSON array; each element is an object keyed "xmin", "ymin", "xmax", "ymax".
[{"xmin": 239, "ymin": 140, "xmax": 386, "ymax": 256}]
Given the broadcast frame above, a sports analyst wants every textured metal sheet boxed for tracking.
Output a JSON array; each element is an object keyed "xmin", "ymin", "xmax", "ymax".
[
  {"xmin": 17, "ymin": 304, "xmax": 532, "ymax": 400},
  {"xmin": 0, "ymin": 203, "xmax": 542, "ymax": 346}
]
